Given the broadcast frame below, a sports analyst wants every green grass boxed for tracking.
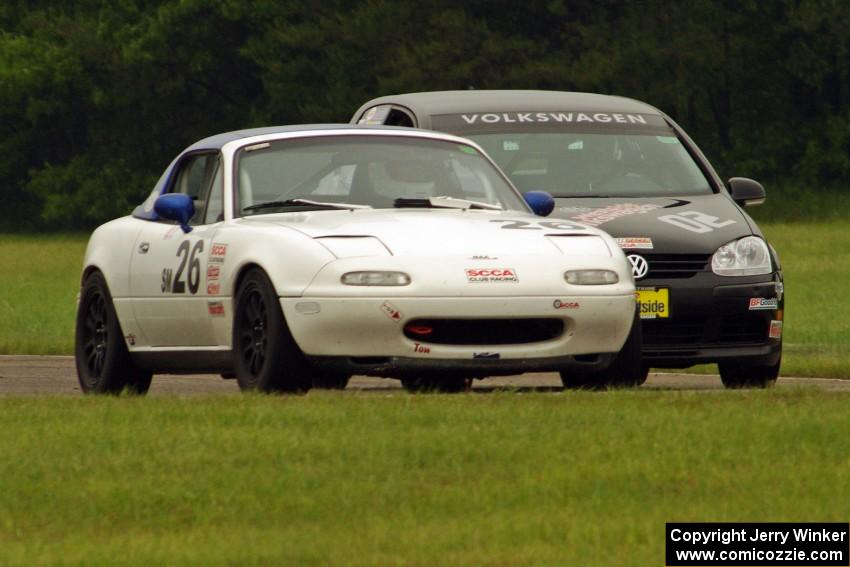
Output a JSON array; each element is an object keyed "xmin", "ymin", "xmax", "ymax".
[
  {"xmin": 758, "ymin": 220, "xmax": 850, "ymax": 377},
  {"xmin": 0, "ymin": 220, "xmax": 848, "ymax": 376},
  {"xmin": 684, "ymin": 217, "xmax": 850, "ymax": 378},
  {"xmin": 0, "ymin": 234, "xmax": 88, "ymax": 354},
  {"xmin": 0, "ymin": 390, "xmax": 847, "ymax": 565}
]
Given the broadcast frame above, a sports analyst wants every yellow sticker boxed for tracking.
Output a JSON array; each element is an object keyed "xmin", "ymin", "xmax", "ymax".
[{"xmin": 637, "ymin": 288, "xmax": 670, "ymax": 319}]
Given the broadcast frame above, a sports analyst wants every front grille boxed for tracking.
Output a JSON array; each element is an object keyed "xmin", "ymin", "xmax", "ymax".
[
  {"xmin": 641, "ymin": 253, "xmax": 711, "ymax": 279},
  {"xmin": 643, "ymin": 314, "xmax": 768, "ymax": 348},
  {"xmin": 404, "ymin": 318, "xmax": 563, "ymax": 345}
]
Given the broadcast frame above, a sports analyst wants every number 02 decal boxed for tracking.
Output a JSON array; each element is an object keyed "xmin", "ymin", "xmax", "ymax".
[
  {"xmin": 490, "ymin": 219, "xmax": 585, "ymax": 230},
  {"xmin": 658, "ymin": 211, "xmax": 735, "ymax": 234},
  {"xmin": 161, "ymin": 240, "xmax": 204, "ymax": 294}
]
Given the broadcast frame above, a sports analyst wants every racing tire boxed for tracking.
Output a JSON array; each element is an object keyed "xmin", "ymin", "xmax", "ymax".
[
  {"xmin": 312, "ymin": 373, "xmax": 351, "ymax": 390},
  {"xmin": 75, "ymin": 271, "xmax": 152, "ymax": 395},
  {"xmin": 400, "ymin": 375, "xmax": 467, "ymax": 393},
  {"xmin": 233, "ymin": 268, "xmax": 312, "ymax": 393},
  {"xmin": 718, "ymin": 356, "xmax": 780, "ymax": 389},
  {"xmin": 560, "ymin": 308, "xmax": 646, "ymax": 389}
]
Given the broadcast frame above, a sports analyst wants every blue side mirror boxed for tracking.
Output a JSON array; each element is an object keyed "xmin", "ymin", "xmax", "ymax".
[
  {"xmin": 523, "ymin": 191, "xmax": 555, "ymax": 217},
  {"xmin": 154, "ymin": 193, "xmax": 195, "ymax": 233}
]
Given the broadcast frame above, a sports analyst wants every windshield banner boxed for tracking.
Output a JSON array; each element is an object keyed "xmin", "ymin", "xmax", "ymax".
[{"xmin": 431, "ymin": 111, "xmax": 672, "ymax": 135}]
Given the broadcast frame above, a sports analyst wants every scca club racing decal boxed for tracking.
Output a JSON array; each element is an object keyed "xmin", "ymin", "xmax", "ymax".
[
  {"xmin": 466, "ymin": 268, "xmax": 519, "ymax": 283},
  {"xmin": 205, "ymin": 242, "xmax": 228, "ymax": 295},
  {"xmin": 553, "ymin": 299, "xmax": 579, "ymax": 309},
  {"xmin": 616, "ymin": 237, "xmax": 653, "ymax": 250},
  {"xmin": 208, "ymin": 243, "xmax": 228, "ymax": 263},
  {"xmin": 162, "ymin": 240, "xmax": 204, "ymax": 294}
]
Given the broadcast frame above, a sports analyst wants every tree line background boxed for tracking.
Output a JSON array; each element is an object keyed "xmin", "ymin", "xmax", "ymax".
[{"xmin": 2, "ymin": 0, "xmax": 848, "ymax": 230}]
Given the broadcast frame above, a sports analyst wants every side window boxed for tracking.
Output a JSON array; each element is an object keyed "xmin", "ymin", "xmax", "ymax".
[
  {"xmin": 384, "ymin": 109, "xmax": 415, "ymax": 127},
  {"xmin": 358, "ymin": 105, "xmax": 415, "ymax": 127},
  {"xmin": 358, "ymin": 105, "xmax": 391, "ymax": 124},
  {"xmin": 170, "ymin": 153, "xmax": 220, "ymax": 224}
]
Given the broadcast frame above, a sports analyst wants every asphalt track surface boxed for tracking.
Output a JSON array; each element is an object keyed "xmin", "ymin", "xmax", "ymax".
[{"xmin": 1, "ymin": 355, "xmax": 848, "ymax": 395}]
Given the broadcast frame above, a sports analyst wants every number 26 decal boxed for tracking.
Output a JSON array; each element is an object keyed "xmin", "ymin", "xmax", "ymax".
[
  {"xmin": 491, "ymin": 219, "xmax": 585, "ymax": 230},
  {"xmin": 161, "ymin": 240, "xmax": 204, "ymax": 294}
]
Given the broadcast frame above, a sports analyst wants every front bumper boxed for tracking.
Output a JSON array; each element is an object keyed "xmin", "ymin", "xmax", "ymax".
[
  {"xmin": 282, "ymin": 294, "xmax": 636, "ymax": 363},
  {"xmin": 638, "ymin": 272, "xmax": 783, "ymax": 367}
]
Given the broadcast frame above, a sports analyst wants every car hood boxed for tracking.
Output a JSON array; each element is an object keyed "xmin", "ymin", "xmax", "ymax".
[
  {"xmin": 550, "ymin": 194, "xmax": 754, "ymax": 254},
  {"xmin": 245, "ymin": 208, "xmax": 609, "ymax": 257}
]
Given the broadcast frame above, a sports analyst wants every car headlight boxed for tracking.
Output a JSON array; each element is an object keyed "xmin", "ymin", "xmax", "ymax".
[
  {"xmin": 711, "ymin": 236, "xmax": 772, "ymax": 276},
  {"xmin": 564, "ymin": 269, "xmax": 619, "ymax": 285},
  {"xmin": 341, "ymin": 271, "xmax": 411, "ymax": 286}
]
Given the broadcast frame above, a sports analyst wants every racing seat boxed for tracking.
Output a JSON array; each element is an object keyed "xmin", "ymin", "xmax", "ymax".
[{"xmin": 349, "ymin": 160, "xmax": 442, "ymax": 208}]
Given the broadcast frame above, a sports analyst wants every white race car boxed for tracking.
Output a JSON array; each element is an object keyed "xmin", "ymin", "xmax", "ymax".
[{"xmin": 75, "ymin": 125, "xmax": 639, "ymax": 393}]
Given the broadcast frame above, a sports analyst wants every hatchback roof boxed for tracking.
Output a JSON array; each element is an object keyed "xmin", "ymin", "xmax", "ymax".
[{"xmin": 356, "ymin": 90, "xmax": 662, "ymax": 118}]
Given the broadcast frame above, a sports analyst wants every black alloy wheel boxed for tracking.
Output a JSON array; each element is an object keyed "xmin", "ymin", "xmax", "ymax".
[
  {"xmin": 75, "ymin": 271, "xmax": 152, "ymax": 394},
  {"xmin": 239, "ymin": 287, "xmax": 269, "ymax": 377},
  {"xmin": 233, "ymin": 268, "xmax": 312, "ymax": 393}
]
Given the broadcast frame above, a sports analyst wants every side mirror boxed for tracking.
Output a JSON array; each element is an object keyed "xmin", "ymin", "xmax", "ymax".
[
  {"xmin": 154, "ymin": 193, "xmax": 195, "ymax": 233},
  {"xmin": 523, "ymin": 191, "xmax": 555, "ymax": 217},
  {"xmin": 727, "ymin": 177, "xmax": 766, "ymax": 207}
]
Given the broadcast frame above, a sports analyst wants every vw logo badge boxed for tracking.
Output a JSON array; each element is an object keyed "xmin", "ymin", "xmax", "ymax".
[{"xmin": 627, "ymin": 254, "xmax": 649, "ymax": 280}]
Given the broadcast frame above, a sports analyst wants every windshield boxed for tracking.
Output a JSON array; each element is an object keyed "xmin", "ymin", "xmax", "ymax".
[
  {"xmin": 236, "ymin": 135, "xmax": 526, "ymax": 215},
  {"xmin": 430, "ymin": 112, "xmax": 713, "ymax": 198}
]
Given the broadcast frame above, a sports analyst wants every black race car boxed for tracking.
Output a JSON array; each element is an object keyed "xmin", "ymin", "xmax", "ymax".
[{"xmin": 352, "ymin": 91, "xmax": 784, "ymax": 388}]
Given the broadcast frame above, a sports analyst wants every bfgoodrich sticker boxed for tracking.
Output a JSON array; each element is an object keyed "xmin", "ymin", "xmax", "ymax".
[{"xmin": 749, "ymin": 297, "xmax": 779, "ymax": 310}]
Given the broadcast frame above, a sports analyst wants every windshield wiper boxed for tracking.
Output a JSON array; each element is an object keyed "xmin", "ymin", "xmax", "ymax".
[
  {"xmin": 242, "ymin": 199, "xmax": 372, "ymax": 212},
  {"xmin": 550, "ymin": 194, "xmax": 615, "ymax": 198},
  {"xmin": 393, "ymin": 196, "xmax": 502, "ymax": 210}
]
